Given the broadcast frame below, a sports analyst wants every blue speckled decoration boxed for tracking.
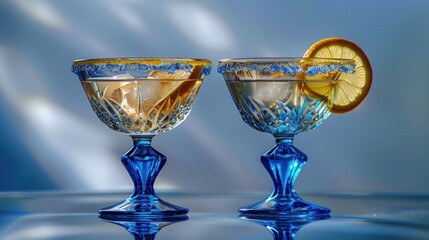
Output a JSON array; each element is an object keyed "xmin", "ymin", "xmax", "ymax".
[
  {"xmin": 72, "ymin": 62, "xmax": 211, "ymax": 78},
  {"xmin": 217, "ymin": 62, "xmax": 355, "ymax": 76}
]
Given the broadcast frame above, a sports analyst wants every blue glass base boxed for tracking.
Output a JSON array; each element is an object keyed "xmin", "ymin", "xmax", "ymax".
[
  {"xmin": 239, "ymin": 137, "xmax": 330, "ymax": 219},
  {"xmin": 100, "ymin": 215, "xmax": 188, "ymax": 239},
  {"xmin": 99, "ymin": 137, "xmax": 188, "ymax": 220},
  {"xmin": 99, "ymin": 196, "xmax": 188, "ymax": 220},
  {"xmin": 239, "ymin": 196, "xmax": 330, "ymax": 219}
]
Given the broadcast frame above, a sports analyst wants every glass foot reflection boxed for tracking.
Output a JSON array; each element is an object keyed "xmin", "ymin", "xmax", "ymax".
[
  {"xmin": 241, "ymin": 215, "xmax": 329, "ymax": 240},
  {"xmin": 100, "ymin": 215, "xmax": 188, "ymax": 240}
]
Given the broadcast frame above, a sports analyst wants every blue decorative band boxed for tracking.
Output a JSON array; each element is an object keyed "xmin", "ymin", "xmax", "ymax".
[
  {"xmin": 217, "ymin": 62, "xmax": 355, "ymax": 76},
  {"xmin": 72, "ymin": 63, "xmax": 211, "ymax": 76}
]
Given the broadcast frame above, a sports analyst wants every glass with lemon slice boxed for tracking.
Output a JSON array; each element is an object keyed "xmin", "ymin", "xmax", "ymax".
[{"xmin": 218, "ymin": 38, "xmax": 372, "ymax": 219}]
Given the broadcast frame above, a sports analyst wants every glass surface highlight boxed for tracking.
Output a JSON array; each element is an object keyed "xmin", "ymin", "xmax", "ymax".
[
  {"xmin": 72, "ymin": 58, "xmax": 211, "ymax": 219},
  {"xmin": 218, "ymin": 58, "xmax": 355, "ymax": 219}
]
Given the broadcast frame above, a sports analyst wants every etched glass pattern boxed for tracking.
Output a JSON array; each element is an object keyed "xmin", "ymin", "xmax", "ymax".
[
  {"xmin": 226, "ymin": 80, "xmax": 331, "ymax": 136},
  {"xmin": 82, "ymin": 79, "xmax": 201, "ymax": 135},
  {"xmin": 218, "ymin": 58, "xmax": 355, "ymax": 219}
]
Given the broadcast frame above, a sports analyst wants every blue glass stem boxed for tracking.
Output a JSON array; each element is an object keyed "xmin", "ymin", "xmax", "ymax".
[
  {"xmin": 98, "ymin": 136, "xmax": 188, "ymax": 219},
  {"xmin": 124, "ymin": 137, "xmax": 166, "ymax": 198},
  {"xmin": 263, "ymin": 136, "xmax": 306, "ymax": 200},
  {"xmin": 129, "ymin": 229, "xmax": 156, "ymax": 240},
  {"xmin": 239, "ymin": 136, "xmax": 330, "ymax": 218},
  {"xmin": 269, "ymin": 226, "xmax": 298, "ymax": 240}
]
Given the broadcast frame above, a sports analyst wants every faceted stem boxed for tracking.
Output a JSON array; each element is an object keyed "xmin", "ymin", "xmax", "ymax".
[
  {"xmin": 238, "ymin": 135, "xmax": 330, "ymax": 218},
  {"xmin": 129, "ymin": 229, "xmax": 157, "ymax": 240},
  {"xmin": 262, "ymin": 136, "xmax": 307, "ymax": 199},
  {"xmin": 130, "ymin": 232, "xmax": 155, "ymax": 240},
  {"xmin": 269, "ymin": 228, "xmax": 297, "ymax": 240},
  {"xmin": 98, "ymin": 135, "xmax": 188, "ymax": 218},
  {"xmin": 122, "ymin": 136, "xmax": 164, "ymax": 198}
]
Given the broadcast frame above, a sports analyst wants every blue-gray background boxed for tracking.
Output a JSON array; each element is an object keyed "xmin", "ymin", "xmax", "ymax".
[{"xmin": 0, "ymin": 0, "xmax": 428, "ymax": 194}]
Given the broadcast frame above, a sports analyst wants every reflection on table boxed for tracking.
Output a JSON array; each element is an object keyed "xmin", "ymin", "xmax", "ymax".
[
  {"xmin": 100, "ymin": 215, "xmax": 188, "ymax": 240},
  {"xmin": 0, "ymin": 192, "xmax": 428, "ymax": 239}
]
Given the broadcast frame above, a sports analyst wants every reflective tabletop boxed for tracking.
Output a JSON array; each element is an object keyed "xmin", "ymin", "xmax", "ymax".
[{"xmin": 0, "ymin": 192, "xmax": 428, "ymax": 239}]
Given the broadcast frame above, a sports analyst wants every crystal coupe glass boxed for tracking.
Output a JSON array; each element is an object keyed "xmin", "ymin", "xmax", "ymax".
[
  {"xmin": 72, "ymin": 58, "xmax": 211, "ymax": 219},
  {"xmin": 218, "ymin": 58, "xmax": 355, "ymax": 219}
]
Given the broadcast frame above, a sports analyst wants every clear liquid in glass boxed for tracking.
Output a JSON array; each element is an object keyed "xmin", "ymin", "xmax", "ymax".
[{"xmin": 226, "ymin": 80, "xmax": 331, "ymax": 136}]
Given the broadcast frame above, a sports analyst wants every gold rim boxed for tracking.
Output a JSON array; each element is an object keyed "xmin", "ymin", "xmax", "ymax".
[
  {"xmin": 73, "ymin": 57, "xmax": 212, "ymax": 66},
  {"xmin": 218, "ymin": 57, "xmax": 355, "ymax": 66}
]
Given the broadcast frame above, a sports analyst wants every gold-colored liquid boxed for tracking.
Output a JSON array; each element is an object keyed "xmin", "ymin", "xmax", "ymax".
[{"xmin": 82, "ymin": 79, "xmax": 202, "ymax": 135}]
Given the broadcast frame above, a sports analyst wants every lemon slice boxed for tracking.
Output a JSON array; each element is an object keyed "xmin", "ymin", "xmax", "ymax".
[
  {"xmin": 147, "ymin": 65, "xmax": 203, "ymax": 119},
  {"xmin": 303, "ymin": 37, "xmax": 372, "ymax": 113},
  {"xmin": 148, "ymin": 65, "xmax": 203, "ymax": 97}
]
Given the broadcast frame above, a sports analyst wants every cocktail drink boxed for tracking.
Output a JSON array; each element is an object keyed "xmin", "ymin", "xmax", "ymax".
[
  {"xmin": 80, "ymin": 79, "xmax": 201, "ymax": 133},
  {"xmin": 225, "ymin": 74, "xmax": 334, "ymax": 135},
  {"xmin": 72, "ymin": 58, "xmax": 211, "ymax": 219},
  {"xmin": 218, "ymin": 38, "xmax": 372, "ymax": 219},
  {"xmin": 219, "ymin": 57, "xmax": 353, "ymax": 218}
]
